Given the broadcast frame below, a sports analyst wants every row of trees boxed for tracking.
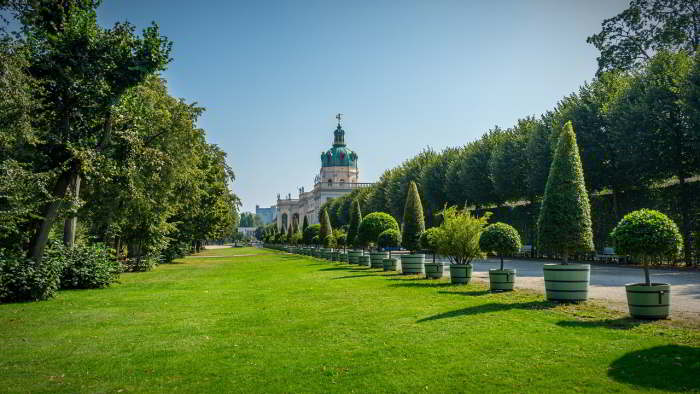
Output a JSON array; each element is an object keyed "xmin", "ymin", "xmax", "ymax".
[
  {"xmin": 0, "ymin": 2, "xmax": 240, "ymax": 269},
  {"xmin": 317, "ymin": 1, "xmax": 699, "ymax": 264}
]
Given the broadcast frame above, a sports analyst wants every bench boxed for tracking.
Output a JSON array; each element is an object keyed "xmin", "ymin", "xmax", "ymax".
[{"xmin": 596, "ymin": 247, "xmax": 626, "ymax": 263}]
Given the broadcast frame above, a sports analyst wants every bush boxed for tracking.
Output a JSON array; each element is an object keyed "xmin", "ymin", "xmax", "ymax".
[
  {"xmin": 357, "ymin": 212, "xmax": 399, "ymax": 248},
  {"xmin": 320, "ymin": 209, "xmax": 333, "ymax": 245},
  {"xmin": 479, "ymin": 222, "xmax": 522, "ymax": 269},
  {"xmin": 402, "ymin": 181, "xmax": 425, "ymax": 252},
  {"xmin": 537, "ymin": 121, "xmax": 594, "ymax": 263},
  {"xmin": 377, "ymin": 229, "xmax": 401, "ymax": 249},
  {"xmin": 611, "ymin": 209, "xmax": 682, "ymax": 262},
  {"xmin": 161, "ymin": 240, "xmax": 190, "ymax": 263},
  {"xmin": 334, "ymin": 230, "xmax": 347, "ymax": 248},
  {"xmin": 303, "ymin": 224, "xmax": 321, "ymax": 245},
  {"xmin": 122, "ymin": 256, "xmax": 159, "ymax": 272},
  {"xmin": 435, "ymin": 206, "xmax": 489, "ymax": 265},
  {"xmin": 312, "ymin": 235, "xmax": 321, "ymax": 246},
  {"xmin": 348, "ymin": 199, "xmax": 362, "ymax": 247},
  {"xmin": 0, "ymin": 251, "xmax": 61, "ymax": 302},
  {"xmin": 420, "ymin": 227, "xmax": 441, "ymax": 254},
  {"xmin": 44, "ymin": 244, "xmax": 121, "ymax": 289}
]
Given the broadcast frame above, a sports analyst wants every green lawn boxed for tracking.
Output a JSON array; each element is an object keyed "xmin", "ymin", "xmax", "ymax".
[{"xmin": 1, "ymin": 247, "xmax": 699, "ymax": 393}]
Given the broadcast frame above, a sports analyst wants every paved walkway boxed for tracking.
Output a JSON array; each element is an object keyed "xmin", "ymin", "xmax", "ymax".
[{"xmin": 427, "ymin": 258, "xmax": 700, "ymax": 320}]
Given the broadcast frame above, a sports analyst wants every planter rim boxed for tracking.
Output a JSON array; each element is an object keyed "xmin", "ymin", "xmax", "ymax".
[
  {"xmin": 625, "ymin": 283, "xmax": 670, "ymax": 288},
  {"xmin": 401, "ymin": 254, "xmax": 425, "ymax": 258},
  {"xmin": 489, "ymin": 268, "xmax": 516, "ymax": 273},
  {"xmin": 424, "ymin": 262, "xmax": 443, "ymax": 266},
  {"xmin": 543, "ymin": 263, "xmax": 590, "ymax": 269}
]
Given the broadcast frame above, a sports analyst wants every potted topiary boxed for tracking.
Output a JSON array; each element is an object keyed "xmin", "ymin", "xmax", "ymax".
[
  {"xmin": 358, "ymin": 212, "xmax": 399, "ymax": 269},
  {"xmin": 335, "ymin": 231, "xmax": 348, "ymax": 262},
  {"xmin": 400, "ymin": 181, "xmax": 426, "ymax": 274},
  {"xmin": 479, "ymin": 222, "xmax": 522, "ymax": 291},
  {"xmin": 421, "ymin": 227, "xmax": 442, "ymax": 279},
  {"xmin": 435, "ymin": 206, "xmax": 489, "ymax": 284},
  {"xmin": 347, "ymin": 199, "xmax": 364, "ymax": 264},
  {"xmin": 320, "ymin": 208, "xmax": 334, "ymax": 260},
  {"xmin": 378, "ymin": 228, "xmax": 401, "ymax": 271},
  {"xmin": 537, "ymin": 121, "xmax": 595, "ymax": 302},
  {"xmin": 611, "ymin": 209, "xmax": 682, "ymax": 319},
  {"xmin": 303, "ymin": 224, "xmax": 321, "ymax": 257}
]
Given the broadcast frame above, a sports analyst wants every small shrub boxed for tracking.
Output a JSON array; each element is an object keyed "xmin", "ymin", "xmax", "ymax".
[
  {"xmin": 479, "ymin": 222, "xmax": 522, "ymax": 270},
  {"xmin": 348, "ymin": 200, "xmax": 362, "ymax": 247},
  {"xmin": 377, "ymin": 229, "xmax": 401, "ymax": 249},
  {"xmin": 420, "ymin": 227, "xmax": 441, "ymax": 262},
  {"xmin": 357, "ymin": 212, "xmax": 399, "ymax": 249},
  {"xmin": 611, "ymin": 209, "xmax": 682, "ymax": 284},
  {"xmin": 45, "ymin": 244, "xmax": 121, "ymax": 289},
  {"xmin": 0, "ymin": 251, "xmax": 61, "ymax": 302},
  {"xmin": 303, "ymin": 224, "xmax": 321, "ymax": 245},
  {"xmin": 122, "ymin": 256, "xmax": 159, "ymax": 273},
  {"xmin": 435, "ymin": 206, "xmax": 489, "ymax": 265}
]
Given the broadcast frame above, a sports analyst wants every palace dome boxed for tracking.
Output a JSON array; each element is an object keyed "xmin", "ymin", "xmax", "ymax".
[{"xmin": 321, "ymin": 124, "xmax": 358, "ymax": 168}]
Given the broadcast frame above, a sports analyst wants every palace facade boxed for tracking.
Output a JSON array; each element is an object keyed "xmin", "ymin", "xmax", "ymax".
[{"xmin": 276, "ymin": 120, "xmax": 372, "ymax": 230}]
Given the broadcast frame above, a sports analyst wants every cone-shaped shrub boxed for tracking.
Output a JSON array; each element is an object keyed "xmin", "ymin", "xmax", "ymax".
[
  {"xmin": 402, "ymin": 181, "xmax": 425, "ymax": 252},
  {"xmin": 320, "ymin": 208, "xmax": 333, "ymax": 246},
  {"xmin": 357, "ymin": 212, "xmax": 399, "ymax": 249},
  {"xmin": 348, "ymin": 199, "xmax": 362, "ymax": 248},
  {"xmin": 537, "ymin": 121, "xmax": 594, "ymax": 263},
  {"xmin": 611, "ymin": 209, "xmax": 682, "ymax": 285},
  {"xmin": 302, "ymin": 216, "xmax": 309, "ymax": 234},
  {"xmin": 479, "ymin": 222, "xmax": 522, "ymax": 270}
]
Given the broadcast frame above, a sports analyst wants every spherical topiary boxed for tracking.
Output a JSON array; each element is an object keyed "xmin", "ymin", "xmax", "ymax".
[
  {"xmin": 479, "ymin": 222, "xmax": 522, "ymax": 269},
  {"xmin": 357, "ymin": 212, "xmax": 399, "ymax": 248},
  {"xmin": 420, "ymin": 227, "xmax": 441, "ymax": 253},
  {"xmin": 303, "ymin": 224, "xmax": 321, "ymax": 245},
  {"xmin": 611, "ymin": 209, "xmax": 682, "ymax": 262},
  {"xmin": 377, "ymin": 229, "xmax": 401, "ymax": 249}
]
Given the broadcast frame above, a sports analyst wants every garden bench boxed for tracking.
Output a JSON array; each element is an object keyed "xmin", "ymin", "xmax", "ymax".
[{"xmin": 595, "ymin": 247, "xmax": 626, "ymax": 263}]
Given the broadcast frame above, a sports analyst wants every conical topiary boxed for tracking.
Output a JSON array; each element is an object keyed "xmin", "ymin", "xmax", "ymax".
[
  {"xmin": 537, "ymin": 121, "xmax": 594, "ymax": 263},
  {"xmin": 348, "ymin": 199, "xmax": 362, "ymax": 248},
  {"xmin": 302, "ymin": 215, "xmax": 309, "ymax": 234},
  {"xmin": 402, "ymin": 181, "xmax": 425, "ymax": 252},
  {"xmin": 320, "ymin": 208, "xmax": 333, "ymax": 246}
]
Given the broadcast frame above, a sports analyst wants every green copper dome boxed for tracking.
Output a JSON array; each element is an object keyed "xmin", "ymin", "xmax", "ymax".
[{"xmin": 321, "ymin": 124, "xmax": 358, "ymax": 168}]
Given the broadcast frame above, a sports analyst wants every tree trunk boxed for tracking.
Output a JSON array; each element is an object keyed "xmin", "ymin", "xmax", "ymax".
[
  {"xmin": 678, "ymin": 175, "xmax": 692, "ymax": 266},
  {"xmin": 644, "ymin": 265, "xmax": 651, "ymax": 286},
  {"xmin": 63, "ymin": 172, "xmax": 81, "ymax": 247},
  {"xmin": 612, "ymin": 187, "xmax": 621, "ymax": 223},
  {"xmin": 562, "ymin": 250, "xmax": 569, "ymax": 265},
  {"xmin": 27, "ymin": 169, "xmax": 74, "ymax": 261},
  {"xmin": 500, "ymin": 255, "xmax": 504, "ymax": 270}
]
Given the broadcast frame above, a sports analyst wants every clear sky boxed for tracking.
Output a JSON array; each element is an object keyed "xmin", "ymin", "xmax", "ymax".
[{"xmin": 97, "ymin": 0, "xmax": 629, "ymax": 213}]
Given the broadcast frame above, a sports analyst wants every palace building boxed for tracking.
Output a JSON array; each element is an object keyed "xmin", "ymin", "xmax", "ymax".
[{"xmin": 276, "ymin": 116, "xmax": 372, "ymax": 230}]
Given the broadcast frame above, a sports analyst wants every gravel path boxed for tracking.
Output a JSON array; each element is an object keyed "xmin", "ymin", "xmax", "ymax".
[{"xmin": 427, "ymin": 258, "xmax": 700, "ymax": 320}]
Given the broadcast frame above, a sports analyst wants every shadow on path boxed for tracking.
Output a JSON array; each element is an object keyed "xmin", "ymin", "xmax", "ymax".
[
  {"xmin": 608, "ymin": 345, "xmax": 700, "ymax": 391},
  {"xmin": 417, "ymin": 300, "xmax": 555, "ymax": 323}
]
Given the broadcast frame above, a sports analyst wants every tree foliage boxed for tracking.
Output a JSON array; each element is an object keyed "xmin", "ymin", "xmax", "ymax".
[
  {"xmin": 401, "ymin": 181, "xmax": 425, "ymax": 252},
  {"xmin": 435, "ymin": 207, "xmax": 489, "ymax": 265},
  {"xmin": 357, "ymin": 212, "xmax": 399, "ymax": 248}
]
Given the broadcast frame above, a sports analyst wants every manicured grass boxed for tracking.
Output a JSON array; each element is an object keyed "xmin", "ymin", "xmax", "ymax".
[{"xmin": 1, "ymin": 247, "xmax": 699, "ymax": 393}]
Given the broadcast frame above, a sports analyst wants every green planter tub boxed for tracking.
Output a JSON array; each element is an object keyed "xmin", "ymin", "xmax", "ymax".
[
  {"xmin": 383, "ymin": 257, "xmax": 398, "ymax": 271},
  {"xmin": 347, "ymin": 250, "xmax": 363, "ymax": 264},
  {"xmin": 449, "ymin": 264, "xmax": 472, "ymax": 284},
  {"xmin": 323, "ymin": 249, "xmax": 333, "ymax": 260},
  {"xmin": 358, "ymin": 255, "xmax": 371, "ymax": 267},
  {"xmin": 339, "ymin": 252, "xmax": 348, "ymax": 262},
  {"xmin": 625, "ymin": 283, "xmax": 670, "ymax": 319},
  {"xmin": 543, "ymin": 263, "xmax": 590, "ymax": 301},
  {"xmin": 489, "ymin": 269, "xmax": 516, "ymax": 291},
  {"xmin": 370, "ymin": 251, "xmax": 389, "ymax": 269},
  {"xmin": 401, "ymin": 254, "xmax": 425, "ymax": 275},
  {"xmin": 331, "ymin": 251, "xmax": 340, "ymax": 261},
  {"xmin": 424, "ymin": 262, "xmax": 443, "ymax": 279}
]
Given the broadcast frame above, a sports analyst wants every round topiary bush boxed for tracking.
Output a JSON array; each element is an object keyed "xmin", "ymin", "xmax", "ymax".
[
  {"xmin": 479, "ymin": 223, "xmax": 522, "ymax": 270},
  {"xmin": 420, "ymin": 227, "xmax": 441, "ymax": 262},
  {"xmin": 357, "ymin": 212, "xmax": 399, "ymax": 248},
  {"xmin": 377, "ymin": 229, "xmax": 401, "ymax": 249},
  {"xmin": 611, "ymin": 209, "xmax": 682, "ymax": 284},
  {"xmin": 303, "ymin": 224, "xmax": 321, "ymax": 245}
]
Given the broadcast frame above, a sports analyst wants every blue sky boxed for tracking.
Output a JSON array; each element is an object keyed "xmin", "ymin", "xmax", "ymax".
[{"xmin": 97, "ymin": 0, "xmax": 629, "ymax": 213}]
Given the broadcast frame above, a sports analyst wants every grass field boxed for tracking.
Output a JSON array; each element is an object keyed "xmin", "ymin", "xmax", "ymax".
[{"xmin": 1, "ymin": 247, "xmax": 699, "ymax": 393}]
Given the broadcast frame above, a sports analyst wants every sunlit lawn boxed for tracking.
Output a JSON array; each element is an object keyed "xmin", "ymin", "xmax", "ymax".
[{"xmin": 1, "ymin": 247, "xmax": 698, "ymax": 393}]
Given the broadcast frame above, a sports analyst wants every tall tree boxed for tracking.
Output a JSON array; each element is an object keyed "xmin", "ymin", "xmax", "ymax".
[
  {"xmin": 10, "ymin": 1, "xmax": 172, "ymax": 260},
  {"xmin": 537, "ymin": 121, "xmax": 594, "ymax": 263},
  {"xmin": 302, "ymin": 215, "xmax": 309, "ymax": 234},
  {"xmin": 587, "ymin": 0, "xmax": 699, "ymax": 74},
  {"xmin": 319, "ymin": 208, "xmax": 333, "ymax": 246}
]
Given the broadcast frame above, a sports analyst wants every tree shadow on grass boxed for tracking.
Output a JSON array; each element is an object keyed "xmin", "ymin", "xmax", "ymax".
[
  {"xmin": 556, "ymin": 317, "xmax": 655, "ymax": 330},
  {"xmin": 332, "ymin": 274, "xmax": 379, "ymax": 280},
  {"xmin": 437, "ymin": 290, "xmax": 490, "ymax": 297},
  {"xmin": 417, "ymin": 300, "xmax": 556, "ymax": 323},
  {"xmin": 608, "ymin": 345, "xmax": 700, "ymax": 392},
  {"xmin": 389, "ymin": 281, "xmax": 454, "ymax": 289}
]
